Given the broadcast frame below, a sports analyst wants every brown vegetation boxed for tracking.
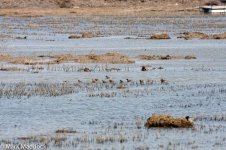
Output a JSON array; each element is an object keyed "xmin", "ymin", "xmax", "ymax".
[
  {"xmin": 0, "ymin": 53, "xmax": 11, "ymax": 61},
  {"xmin": 69, "ymin": 32, "xmax": 96, "ymax": 39},
  {"xmin": 56, "ymin": 0, "xmax": 74, "ymax": 8},
  {"xmin": 78, "ymin": 67, "xmax": 93, "ymax": 72},
  {"xmin": 139, "ymin": 55, "xmax": 196, "ymax": 60},
  {"xmin": 0, "ymin": 53, "xmax": 38, "ymax": 65},
  {"xmin": 51, "ymin": 52, "xmax": 135, "ymax": 64},
  {"xmin": 178, "ymin": 32, "xmax": 226, "ymax": 40},
  {"xmin": 0, "ymin": 67, "xmax": 23, "ymax": 71},
  {"xmin": 10, "ymin": 57, "xmax": 34, "ymax": 65},
  {"xmin": 205, "ymin": 0, "xmax": 221, "ymax": 6},
  {"xmin": 178, "ymin": 32, "xmax": 209, "ymax": 40},
  {"xmin": 149, "ymin": 33, "xmax": 170, "ymax": 40},
  {"xmin": 0, "ymin": 0, "xmax": 205, "ymax": 17},
  {"xmin": 0, "ymin": 0, "xmax": 204, "ymax": 9},
  {"xmin": 55, "ymin": 129, "xmax": 77, "ymax": 134},
  {"xmin": 0, "ymin": 52, "xmax": 134, "ymax": 65},
  {"xmin": 212, "ymin": 32, "xmax": 226, "ymax": 39},
  {"xmin": 145, "ymin": 114, "xmax": 193, "ymax": 128}
]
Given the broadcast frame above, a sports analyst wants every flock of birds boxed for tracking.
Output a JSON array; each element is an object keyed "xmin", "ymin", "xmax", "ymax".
[
  {"xmin": 73, "ymin": 66, "xmax": 168, "ymax": 89},
  {"xmin": 74, "ymin": 75, "xmax": 168, "ymax": 90}
]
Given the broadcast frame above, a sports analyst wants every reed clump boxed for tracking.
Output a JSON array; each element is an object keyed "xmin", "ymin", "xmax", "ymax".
[
  {"xmin": 139, "ymin": 55, "xmax": 196, "ymax": 60},
  {"xmin": 68, "ymin": 32, "xmax": 95, "ymax": 39},
  {"xmin": 178, "ymin": 32, "xmax": 226, "ymax": 40},
  {"xmin": 51, "ymin": 52, "xmax": 135, "ymax": 64},
  {"xmin": 0, "ymin": 67, "xmax": 23, "ymax": 71},
  {"xmin": 145, "ymin": 114, "xmax": 193, "ymax": 128},
  {"xmin": 55, "ymin": 129, "xmax": 77, "ymax": 134},
  {"xmin": 150, "ymin": 32, "xmax": 170, "ymax": 39},
  {"xmin": 0, "ymin": 53, "xmax": 11, "ymax": 61},
  {"xmin": 0, "ymin": 52, "xmax": 134, "ymax": 65},
  {"xmin": 178, "ymin": 32, "xmax": 209, "ymax": 40}
]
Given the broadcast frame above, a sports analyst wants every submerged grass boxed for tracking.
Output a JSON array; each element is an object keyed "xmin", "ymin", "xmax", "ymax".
[{"xmin": 1, "ymin": 119, "xmax": 225, "ymax": 149}]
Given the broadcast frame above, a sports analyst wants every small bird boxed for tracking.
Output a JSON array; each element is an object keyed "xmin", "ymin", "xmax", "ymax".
[
  {"xmin": 102, "ymin": 80, "xmax": 107, "ymax": 84},
  {"xmin": 140, "ymin": 80, "xmax": 144, "ymax": 85},
  {"xmin": 92, "ymin": 79, "xmax": 96, "ymax": 83},
  {"xmin": 105, "ymin": 75, "xmax": 111, "ymax": 79},
  {"xmin": 109, "ymin": 80, "xmax": 114, "ymax": 84},
  {"xmin": 146, "ymin": 80, "xmax": 153, "ymax": 85},
  {"xmin": 120, "ymin": 80, "xmax": 124, "ymax": 84},
  {"xmin": 160, "ymin": 78, "xmax": 167, "ymax": 84},
  {"xmin": 126, "ymin": 79, "xmax": 132, "ymax": 83},
  {"xmin": 78, "ymin": 80, "xmax": 82, "ymax": 83},
  {"xmin": 141, "ymin": 66, "xmax": 148, "ymax": 71},
  {"xmin": 16, "ymin": 36, "xmax": 27, "ymax": 40},
  {"xmin": 84, "ymin": 67, "xmax": 91, "ymax": 72},
  {"xmin": 185, "ymin": 116, "xmax": 193, "ymax": 123}
]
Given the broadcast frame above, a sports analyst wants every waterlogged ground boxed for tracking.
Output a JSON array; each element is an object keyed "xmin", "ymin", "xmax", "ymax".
[{"xmin": 0, "ymin": 16, "xmax": 226, "ymax": 150}]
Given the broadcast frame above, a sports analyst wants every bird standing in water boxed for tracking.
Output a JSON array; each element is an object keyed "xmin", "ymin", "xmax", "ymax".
[
  {"xmin": 105, "ymin": 75, "xmax": 111, "ymax": 79},
  {"xmin": 185, "ymin": 116, "xmax": 193, "ymax": 123},
  {"xmin": 141, "ymin": 66, "xmax": 148, "ymax": 71}
]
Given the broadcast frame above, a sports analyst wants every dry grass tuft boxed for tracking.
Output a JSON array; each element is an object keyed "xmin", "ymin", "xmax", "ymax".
[
  {"xmin": 52, "ymin": 52, "xmax": 135, "ymax": 64},
  {"xmin": 0, "ymin": 52, "xmax": 134, "ymax": 65},
  {"xmin": 18, "ymin": 136, "xmax": 34, "ymax": 140},
  {"xmin": 69, "ymin": 32, "xmax": 96, "ymax": 39},
  {"xmin": 178, "ymin": 32, "xmax": 209, "ymax": 40},
  {"xmin": 150, "ymin": 32, "xmax": 170, "ymax": 39},
  {"xmin": 0, "ymin": 53, "xmax": 11, "ymax": 61},
  {"xmin": 55, "ymin": 129, "xmax": 77, "ymax": 134},
  {"xmin": 178, "ymin": 32, "xmax": 226, "ymax": 40},
  {"xmin": 10, "ymin": 57, "xmax": 34, "ymax": 65},
  {"xmin": 52, "ymin": 137, "xmax": 67, "ymax": 146},
  {"xmin": 205, "ymin": 0, "xmax": 220, "ymax": 6},
  {"xmin": 145, "ymin": 114, "xmax": 193, "ymax": 128},
  {"xmin": 0, "ymin": 53, "xmax": 42, "ymax": 65},
  {"xmin": 0, "ymin": 66, "xmax": 23, "ymax": 71},
  {"xmin": 139, "ymin": 55, "xmax": 196, "ymax": 60},
  {"xmin": 78, "ymin": 67, "xmax": 93, "ymax": 72},
  {"xmin": 212, "ymin": 32, "xmax": 226, "ymax": 39}
]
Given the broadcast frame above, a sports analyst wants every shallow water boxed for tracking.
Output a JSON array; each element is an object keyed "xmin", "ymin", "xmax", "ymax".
[{"xmin": 0, "ymin": 16, "xmax": 226, "ymax": 149}]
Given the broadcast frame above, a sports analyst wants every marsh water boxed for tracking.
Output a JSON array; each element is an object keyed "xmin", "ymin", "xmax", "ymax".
[{"xmin": 0, "ymin": 16, "xmax": 226, "ymax": 149}]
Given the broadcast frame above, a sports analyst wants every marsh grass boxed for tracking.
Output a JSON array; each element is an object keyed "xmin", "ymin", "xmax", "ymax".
[
  {"xmin": 46, "ymin": 64, "xmax": 123, "ymax": 73},
  {"xmin": 139, "ymin": 55, "xmax": 196, "ymax": 60},
  {"xmin": 50, "ymin": 52, "xmax": 135, "ymax": 64},
  {"xmin": 0, "ymin": 82, "xmax": 77, "ymax": 98},
  {"xmin": 0, "ymin": 52, "xmax": 135, "ymax": 65},
  {"xmin": 0, "ymin": 66, "xmax": 23, "ymax": 71},
  {"xmin": 55, "ymin": 129, "xmax": 77, "ymax": 134},
  {"xmin": 194, "ymin": 114, "xmax": 226, "ymax": 122},
  {"xmin": 145, "ymin": 114, "xmax": 193, "ymax": 128},
  {"xmin": 0, "ymin": 116, "xmax": 226, "ymax": 150},
  {"xmin": 178, "ymin": 32, "xmax": 226, "ymax": 40},
  {"xmin": 149, "ymin": 32, "xmax": 171, "ymax": 39},
  {"xmin": 0, "ymin": 78, "xmax": 160, "ymax": 98}
]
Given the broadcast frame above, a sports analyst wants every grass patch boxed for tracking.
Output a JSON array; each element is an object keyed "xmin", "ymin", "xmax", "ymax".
[{"xmin": 145, "ymin": 114, "xmax": 193, "ymax": 128}]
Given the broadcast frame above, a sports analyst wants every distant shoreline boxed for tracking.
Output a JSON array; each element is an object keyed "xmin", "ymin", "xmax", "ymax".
[{"xmin": 0, "ymin": 6, "xmax": 201, "ymax": 17}]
